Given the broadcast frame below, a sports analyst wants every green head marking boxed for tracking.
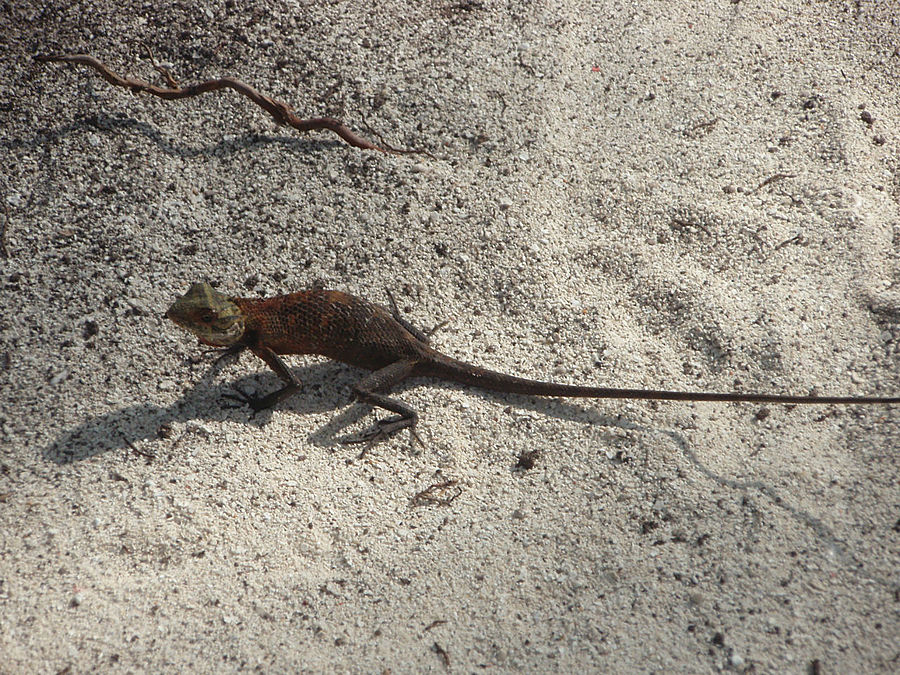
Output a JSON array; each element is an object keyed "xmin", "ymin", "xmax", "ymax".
[{"xmin": 166, "ymin": 282, "xmax": 245, "ymax": 347}]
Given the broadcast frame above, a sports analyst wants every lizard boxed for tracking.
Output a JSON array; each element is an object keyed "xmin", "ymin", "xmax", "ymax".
[{"xmin": 165, "ymin": 282, "xmax": 900, "ymax": 444}]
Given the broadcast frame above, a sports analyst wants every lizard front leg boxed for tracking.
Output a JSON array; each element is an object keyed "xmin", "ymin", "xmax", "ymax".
[
  {"xmin": 223, "ymin": 345, "xmax": 301, "ymax": 412},
  {"xmin": 343, "ymin": 359, "xmax": 421, "ymax": 446}
]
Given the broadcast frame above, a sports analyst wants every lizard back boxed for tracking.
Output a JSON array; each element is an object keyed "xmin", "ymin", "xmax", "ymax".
[{"xmin": 233, "ymin": 290, "xmax": 429, "ymax": 371}]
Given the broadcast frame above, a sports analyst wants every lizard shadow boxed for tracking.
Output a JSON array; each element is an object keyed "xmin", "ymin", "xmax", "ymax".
[
  {"xmin": 41, "ymin": 358, "xmax": 886, "ymax": 586},
  {"xmin": 202, "ymin": 362, "xmax": 628, "ymax": 446},
  {"xmin": 41, "ymin": 356, "xmax": 640, "ymax": 463},
  {"xmin": 41, "ymin": 361, "xmax": 354, "ymax": 464},
  {"xmin": 304, "ymin": 373, "xmax": 631, "ymax": 447}
]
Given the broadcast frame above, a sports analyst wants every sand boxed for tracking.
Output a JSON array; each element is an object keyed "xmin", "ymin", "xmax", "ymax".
[{"xmin": 1, "ymin": 1, "xmax": 898, "ymax": 671}]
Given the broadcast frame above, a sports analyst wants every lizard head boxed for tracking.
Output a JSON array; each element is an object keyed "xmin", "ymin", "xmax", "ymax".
[{"xmin": 165, "ymin": 282, "xmax": 246, "ymax": 347}]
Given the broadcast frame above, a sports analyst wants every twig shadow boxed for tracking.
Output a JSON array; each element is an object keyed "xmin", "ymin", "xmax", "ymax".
[
  {"xmin": 625, "ymin": 419, "xmax": 892, "ymax": 589},
  {"xmin": 2, "ymin": 113, "xmax": 349, "ymax": 160}
]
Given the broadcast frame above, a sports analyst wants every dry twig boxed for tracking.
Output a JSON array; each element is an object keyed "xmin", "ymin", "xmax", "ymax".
[
  {"xmin": 773, "ymin": 233, "xmax": 805, "ymax": 250},
  {"xmin": 431, "ymin": 642, "xmax": 451, "ymax": 669},
  {"xmin": 124, "ymin": 436, "xmax": 156, "ymax": 461},
  {"xmin": 36, "ymin": 53, "xmax": 417, "ymax": 154},
  {"xmin": 410, "ymin": 479, "xmax": 462, "ymax": 507},
  {"xmin": 751, "ymin": 172, "xmax": 796, "ymax": 194},
  {"xmin": 683, "ymin": 117, "xmax": 719, "ymax": 138}
]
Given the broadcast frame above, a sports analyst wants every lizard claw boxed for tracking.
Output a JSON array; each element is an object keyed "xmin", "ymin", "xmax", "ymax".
[
  {"xmin": 341, "ymin": 415, "xmax": 402, "ymax": 444},
  {"xmin": 341, "ymin": 427, "xmax": 387, "ymax": 447}
]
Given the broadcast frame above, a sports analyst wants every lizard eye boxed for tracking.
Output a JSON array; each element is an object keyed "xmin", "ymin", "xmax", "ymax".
[{"xmin": 200, "ymin": 311, "xmax": 215, "ymax": 323}]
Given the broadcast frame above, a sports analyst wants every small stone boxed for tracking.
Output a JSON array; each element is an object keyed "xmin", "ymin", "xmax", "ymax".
[
  {"xmin": 49, "ymin": 369, "xmax": 69, "ymax": 386},
  {"xmin": 158, "ymin": 378, "xmax": 177, "ymax": 391},
  {"xmin": 126, "ymin": 297, "xmax": 150, "ymax": 315}
]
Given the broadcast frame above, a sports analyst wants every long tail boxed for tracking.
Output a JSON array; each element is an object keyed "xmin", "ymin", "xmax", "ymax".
[{"xmin": 421, "ymin": 353, "xmax": 900, "ymax": 405}]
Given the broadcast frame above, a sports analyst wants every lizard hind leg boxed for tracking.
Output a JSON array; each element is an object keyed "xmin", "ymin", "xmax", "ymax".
[
  {"xmin": 342, "ymin": 359, "xmax": 423, "ymax": 451},
  {"xmin": 385, "ymin": 290, "xmax": 449, "ymax": 343}
]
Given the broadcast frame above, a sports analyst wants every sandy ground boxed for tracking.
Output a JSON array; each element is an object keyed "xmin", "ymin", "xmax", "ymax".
[{"xmin": 2, "ymin": 1, "xmax": 898, "ymax": 672}]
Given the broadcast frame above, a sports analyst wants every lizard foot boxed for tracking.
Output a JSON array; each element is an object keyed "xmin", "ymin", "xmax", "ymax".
[{"xmin": 222, "ymin": 386, "xmax": 270, "ymax": 413}]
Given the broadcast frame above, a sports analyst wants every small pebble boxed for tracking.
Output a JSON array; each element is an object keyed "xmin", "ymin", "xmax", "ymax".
[{"xmin": 49, "ymin": 369, "xmax": 69, "ymax": 386}]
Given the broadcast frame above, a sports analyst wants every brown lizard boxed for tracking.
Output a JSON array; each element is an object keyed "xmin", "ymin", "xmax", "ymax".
[{"xmin": 165, "ymin": 282, "xmax": 899, "ymax": 443}]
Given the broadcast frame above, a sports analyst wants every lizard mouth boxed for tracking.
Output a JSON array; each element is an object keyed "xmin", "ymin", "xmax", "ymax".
[
  {"xmin": 164, "ymin": 310, "xmax": 244, "ymax": 347},
  {"xmin": 203, "ymin": 324, "xmax": 244, "ymax": 347}
]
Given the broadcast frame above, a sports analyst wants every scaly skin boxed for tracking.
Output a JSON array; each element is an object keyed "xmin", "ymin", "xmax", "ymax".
[{"xmin": 166, "ymin": 282, "xmax": 900, "ymax": 443}]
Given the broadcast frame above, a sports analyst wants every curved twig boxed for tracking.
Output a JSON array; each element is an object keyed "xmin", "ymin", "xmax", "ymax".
[{"xmin": 36, "ymin": 53, "xmax": 419, "ymax": 154}]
